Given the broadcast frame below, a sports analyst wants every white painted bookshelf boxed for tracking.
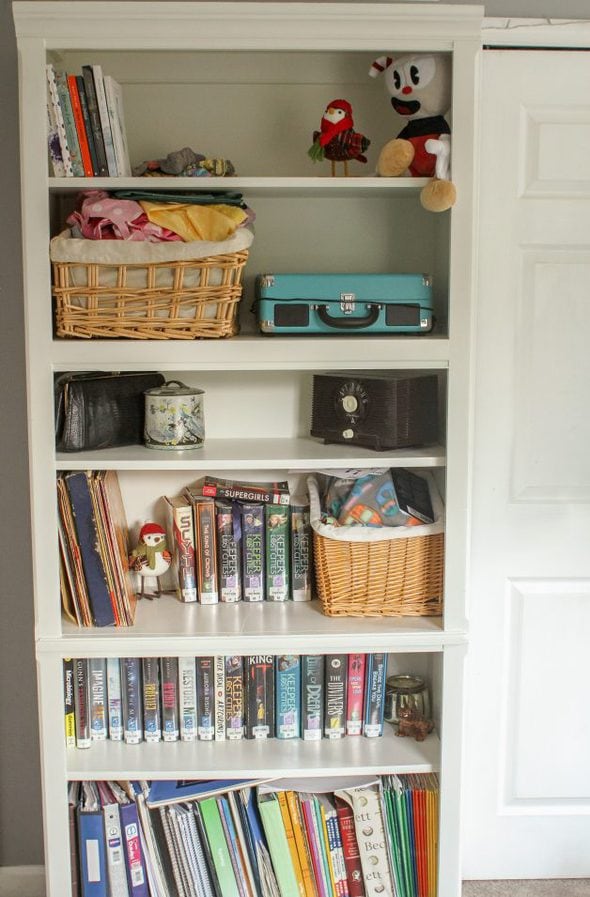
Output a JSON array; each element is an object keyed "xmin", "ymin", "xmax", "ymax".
[{"xmin": 13, "ymin": 3, "xmax": 481, "ymax": 895}]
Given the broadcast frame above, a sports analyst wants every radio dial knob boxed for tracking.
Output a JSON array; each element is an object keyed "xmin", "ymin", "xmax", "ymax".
[
  {"xmin": 342, "ymin": 394, "xmax": 359, "ymax": 413},
  {"xmin": 342, "ymin": 428, "xmax": 354, "ymax": 439}
]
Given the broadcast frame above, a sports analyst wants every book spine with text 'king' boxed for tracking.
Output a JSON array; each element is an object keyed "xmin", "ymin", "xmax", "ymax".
[{"xmin": 245, "ymin": 655, "xmax": 274, "ymax": 739}]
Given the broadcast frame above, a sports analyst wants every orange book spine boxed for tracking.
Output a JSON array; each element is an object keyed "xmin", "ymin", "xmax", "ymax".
[
  {"xmin": 67, "ymin": 74, "xmax": 93, "ymax": 176},
  {"xmin": 278, "ymin": 791, "xmax": 307, "ymax": 897},
  {"xmin": 285, "ymin": 790, "xmax": 317, "ymax": 897}
]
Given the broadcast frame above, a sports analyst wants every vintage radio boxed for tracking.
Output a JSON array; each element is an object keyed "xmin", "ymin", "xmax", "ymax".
[{"xmin": 310, "ymin": 372, "xmax": 439, "ymax": 451}]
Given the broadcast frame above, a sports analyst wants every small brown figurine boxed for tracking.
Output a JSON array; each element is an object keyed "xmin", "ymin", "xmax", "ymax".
[{"xmin": 396, "ymin": 705, "xmax": 434, "ymax": 742}]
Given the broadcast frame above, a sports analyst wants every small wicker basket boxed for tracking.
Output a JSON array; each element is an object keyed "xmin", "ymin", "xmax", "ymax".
[
  {"xmin": 308, "ymin": 475, "xmax": 444, "ymax": 617},
  {"xmin": 50, "ymin": 229, "xmax": 252, "ymax": 340}
]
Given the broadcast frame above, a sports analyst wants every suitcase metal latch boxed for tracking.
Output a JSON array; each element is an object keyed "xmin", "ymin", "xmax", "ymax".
[{"xmin": 340, "ymin": 292, "xmax": 356, "ymax": 314}]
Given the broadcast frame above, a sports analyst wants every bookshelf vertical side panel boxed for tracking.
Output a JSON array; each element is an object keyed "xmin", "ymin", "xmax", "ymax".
[
  {"xmin": 438, "ymin": 642, "xmax": 467, "ymax": 897},
  {"xmin": 18, "ymin": 37, "xmax": 62, "ymax": 639},
  {"xmin": 37, "ymin": 653, "xmax": 72, "ymax": 897}
]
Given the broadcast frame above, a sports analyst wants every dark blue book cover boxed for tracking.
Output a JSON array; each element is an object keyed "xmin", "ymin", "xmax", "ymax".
[{"xmin": 65, "ymin": 472, "xmax": 115, "ymax": 627}]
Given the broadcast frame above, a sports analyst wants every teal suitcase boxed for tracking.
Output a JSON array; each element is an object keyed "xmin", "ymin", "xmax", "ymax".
[{"xmin": 254, "ymin": 272, "xmax": 433, "ymax": 335}]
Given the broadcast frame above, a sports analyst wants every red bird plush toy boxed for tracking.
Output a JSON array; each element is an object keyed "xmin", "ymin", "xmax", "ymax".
[{"xmin": 308, "ymin": 99, "xmax": 370, "ymax": 176}]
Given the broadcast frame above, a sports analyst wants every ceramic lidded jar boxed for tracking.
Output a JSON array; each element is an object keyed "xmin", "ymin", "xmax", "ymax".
[{"xmin": 144, "ymin": 380, "xmax": 205, "ymax": 450}]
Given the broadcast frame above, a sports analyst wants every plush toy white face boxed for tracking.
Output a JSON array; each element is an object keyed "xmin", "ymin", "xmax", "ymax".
[
  {"xmin": 324, "ymin": 105, "xmax": 347, "ymax": 124},
  {"xmin": 383, "ymin": 53, "xmax": 452, "ymax": 120}
]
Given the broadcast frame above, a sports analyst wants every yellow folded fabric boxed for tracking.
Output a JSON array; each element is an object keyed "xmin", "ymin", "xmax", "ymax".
[{"xmin": 139, "ymin": 200, "xmax": 248, "ymax": 242}]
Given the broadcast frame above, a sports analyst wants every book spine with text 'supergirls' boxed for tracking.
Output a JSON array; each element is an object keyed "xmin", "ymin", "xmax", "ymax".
[
  {"xmin": 164, "ymin": 495, "xmax": 197, "ymax": 603},
  {"xmin": 301, "ymin": 654, "xmax": 324, "ymax": 741},
  {"xmin": 46, "ymin": 63, "xmax": 73, "ymax": 175},
  {"xmin": 241, "ymin": 503, "xmax": 265, "ymax": 602},
  {"xmin": 202, "ymin": 476, "xmax": 290, "ymax": 506},
  {"xmin": 89, "ymin": 657, "xmax": 108, "ymax": 741},
  {"xmin": 74, "ymin": 658, "xmax": 91, "ymax": 749},
  {"xmin": 121, "ymin": 657, "xmax": 142, "ymax": 744},
  {"xmin": 81, "ymin": 65, "xmax": 109, "ymax": 176},
  {"xmin": 161, "ymin": 657, "xmax": 180, "ymax": 742},
  {"xmin": 290, "ymin": 503, "xmax": 312, "ymax": 601},
  {"xmin": 53, "ymin": 69, "xmax": 84, "ymax": 176},
  {"xmin": 346, "ymin": 654, "xmax": 366, "ymax": 736},
  {"xmin": 141, "ymin": 657, "xmax": 161, "ymax": 742},
  {"xmin": 225, "ymin": 656, "xmax": 244, "ymax": 739},
  {"xmin": 76, "ymin": 75, "xmax": 99, "ymax": 176},
  {"xmin": 107, "ymin": 656, "xmax": 123, "ymax": 741},
  {"xmin": 216, "ymin": 501, "xmax": 242, "ymax": 602},
  {"xmin": 363, "ymin": 654, "xmax": 386, "ymax": 738},
  {"xmin": 214, "ymin": 655, "xmax": 226, "ymax": 741},
  {"xmin": 275, "ymin": 655, "xmax": 301, "ymax": 739},
  {"xmin": 265, "ymin": 504, "xmax": 290, "ymax": 602},
  {"xmin": 194, "ymin": 498, "xmax": 219, "ymax": 605},
  {"xmin": 90, "ymin": 63, "xmax": 118, "ymax": 175},
  {"xmin": 178, "ymin": 656, "xmax": 197, "ymax": 741},
  {"xmin": 196, "ymin": 656, "xmax": 215, "ymax": 740},
  {"xmin": 63, "ymin": 658, "xmax": 76, "ymax": 747},
  {"xmin": 67, "ymin": 73, "xmax": 93, "ymax": 176},
  {"xmin": 245, "ymin": 655, "xmax": 274, "ymax": 739},
  {"xmin": 324, "ymin": 655, "xmax": 347, "ymax": 739}
]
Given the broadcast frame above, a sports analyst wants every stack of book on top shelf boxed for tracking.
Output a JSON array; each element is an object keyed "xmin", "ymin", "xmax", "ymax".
[
  {"xmin": 70, "ymin": 776, "xmax": 439, "ymax": 897},
  {"xmin": 46, "ymin": 61, "xmax": 131, "ymax": 177}
]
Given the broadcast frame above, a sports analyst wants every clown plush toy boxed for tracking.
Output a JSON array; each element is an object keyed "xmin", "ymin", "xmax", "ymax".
[{"xmin": 369, "ymin": 52, "xmax": 456, "ymax": 212}]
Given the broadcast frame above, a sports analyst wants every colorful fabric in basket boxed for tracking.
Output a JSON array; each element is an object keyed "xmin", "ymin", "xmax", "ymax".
[
  {"xmin": 67, "ymin": 190, "xmax": 182, "ymax": 242},
  {"xmin": 322, "ymin": 469, "xmax": 434, "ymax": 528},
  {"xmin": 139, "ymin": 199, "xmax": 250, "ymax": 242}
]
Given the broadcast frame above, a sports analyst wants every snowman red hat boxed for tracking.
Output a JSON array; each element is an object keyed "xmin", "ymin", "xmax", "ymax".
[{"xmin": 139, "ymin": 522, "xmax": 166, "ymax": 540}]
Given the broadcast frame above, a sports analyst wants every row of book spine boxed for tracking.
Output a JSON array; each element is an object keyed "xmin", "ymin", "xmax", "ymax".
[
  {"xmin": 166, "ymin": 485, "xmax": 312, "ymax": 605},
  {"xmin": 46, "ymin": 61, "xmax": 131, "ymax": 177},
  {"xmin": 70, "ymin": 776, "xmax": 439, "ymax": 897},
  {"xmin": 64, "ymin": 653, "xmax": 387, "ymax": 747}
]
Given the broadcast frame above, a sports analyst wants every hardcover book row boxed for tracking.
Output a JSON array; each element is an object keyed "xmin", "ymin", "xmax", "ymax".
[
  {"xmin": 72, "ymin": 775, "xmax": 438, "ymax": 897},
  {"xmin": 47, "ymin": 62, "xmax": 131, "ymax": 177},
  {"xmin": 64, "ymin": 653, "xmax": 389, "ymax": 747}
]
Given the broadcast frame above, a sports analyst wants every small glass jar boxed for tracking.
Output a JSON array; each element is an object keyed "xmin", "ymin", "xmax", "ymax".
[{"xmin": 385, "ymin": 674, "xmax": 431, "ymax": 725}]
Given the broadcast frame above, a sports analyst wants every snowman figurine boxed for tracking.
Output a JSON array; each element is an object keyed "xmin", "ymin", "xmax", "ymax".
[{"xmin": 129, "ymin": 522, "xmax": 172, "ymax": 599}]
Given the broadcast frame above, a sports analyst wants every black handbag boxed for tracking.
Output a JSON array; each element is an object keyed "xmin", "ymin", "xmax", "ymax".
[{"xmin": 54, "ymin": 371, "xmax": 165, "ymax": 452}]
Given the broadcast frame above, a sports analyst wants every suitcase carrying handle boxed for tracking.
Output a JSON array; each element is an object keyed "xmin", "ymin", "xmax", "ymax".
[{"xmin": 317, "ymin": 303, "xmax": 380, "ymax": 329}]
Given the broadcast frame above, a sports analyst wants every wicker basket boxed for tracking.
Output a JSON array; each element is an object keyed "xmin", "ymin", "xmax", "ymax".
[
  {"xmin": 50, "ymin": 229, "xmax": 253, "ymax": 339},
  {"xmin": 308, "ymin": 475, "xmax": 444, "ymax": 617}
]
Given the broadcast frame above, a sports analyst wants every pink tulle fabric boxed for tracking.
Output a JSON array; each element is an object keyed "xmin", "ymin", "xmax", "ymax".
[{"xmin": 66, "ymin": 190, "xmax": 182, "ymax": 241}]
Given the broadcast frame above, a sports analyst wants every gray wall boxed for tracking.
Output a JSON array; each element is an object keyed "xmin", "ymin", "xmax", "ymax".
[{"xmin": 1, "ymin": 0, "xmax": 588, "ymax": 869}]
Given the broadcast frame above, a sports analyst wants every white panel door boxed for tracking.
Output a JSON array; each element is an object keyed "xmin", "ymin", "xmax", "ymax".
[{"xmin": 463, "ymin": 50, "xmax": 590, "ymax": 878}]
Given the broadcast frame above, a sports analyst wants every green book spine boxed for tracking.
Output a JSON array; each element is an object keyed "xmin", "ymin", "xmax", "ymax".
[
  {"xmin": 200, "ymin": 797, "xmax": 240, "ymax": 897},
  {"xmin": 258, "ymin": 793, "xmax": 301, "ymax": 897}
]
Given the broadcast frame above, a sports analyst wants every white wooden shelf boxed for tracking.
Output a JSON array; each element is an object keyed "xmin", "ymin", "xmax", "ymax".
[
  {"xmin": 55, "ymin": 438, "xmax": 446, "ymax": 470},
  {"xmin": 46, "ymin": 595, "xmax": 464, "ymax": 656},
  {"xmin": 49, "ymin": 176, "xmax": 432, "ymax": 197},
  {"xmin": 65, "ymin": 726, "xmax": 440, "ymax": 780},
  {"xmin": 51, "ymin": 335, "xmax": 450, "ymax": 371}
]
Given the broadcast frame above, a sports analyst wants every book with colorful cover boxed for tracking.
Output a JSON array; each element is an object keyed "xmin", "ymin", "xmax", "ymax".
[
  {"xmin": 196, "ymin": 656, "xmax": 215, "ymax": 741},
  {"xmin": 301, "ymin": 655, "xmax": 324, "ymax": 741},
  {"xmin": 257, "ymin": 792, "xmax": 300, "ymax": 897},
  {"xmin": 346, "ymin": 654, "xmax": 366, "ymax": 737},
  {"xmin": 277, "ymin": 792, "xmax": 306, "ymax": 897},
  {"xmin": 363, "ymin": 654, "xmax": 386, "ymax": 738},
  {"xmin": 81, "ymin": 64, "xmax": 109, "ymax": 176},
  {"xmin": 178, "ymin": 657, "xmax": 197, "ymax": 742},
  {"xmin": 275, "ymin": 655, "xmax": 301, "ymax": 740},
  {"xmin": 299, "ymin": 795, "xmax": 330, "ymax": 897},
  {"xmin": 67, "ymin": 73, "xmax": 93, "ymax": 176},
  {"xmin": 225, "ymin": 655, "xmax": 245, "ymax": 740},
  {"xmin": 142, "ymin": 657, "xmax": 161, "ymax": 742},
  {"xmin": 216, "ymin": 501, "xmax": 242, "ymax": 603},
  {"xmin": 285, "ymin": 791, "xmax": 317, "ymax": 897},
  {"xmin": 45, "ymin": 63, "xmax": 74, "ymax": 176},
  {"xmin": 245, "ymin": 655, "xmax": 275, "ymax": 739},
  {"xmin": 89, "ymin": 657, "xmax": 108, "ymax": 741},
  {"xmin": 164, "ymin": 495, "xmax": 197, "ymax": 603},
  {"xmin": 161, "ymin": 656, "xmax": 180, "ymax": 742},
  {"xmin": 199, "ymin": 797, "xmax": 241, "ymax": 897},
  {"xmin": 107, "ymin": 657, "xmax": 123, "ymax": 741},
  {"xmin": 46, "ymin": 77, "xmax": 66, "ymax": 176},
  {"xmin": 203, "ymin": 476, "xmax": 290, "ymax": 506},
  {"xmin": 90, "ymin": 63, "xmax": 118, "ymax": 175},
  {"xmin": 324, "ymin": 655, "xmax": 347, "ymax": 740},
  {"xmin": 265, "ymin": 504, "xmax": 290, "ymax": 602},
  {"xmin": 53, "ymin": 68, "xmax": 84, "ymax": 176},
  {"xmin": 63, "ymin": 658, "xmax": 76, "ymax": 747},
  {"xmin": 335, "ymin": 796, "xmax": 365, "ymax": 897},
  {"xmin": 76, "ymin": 74, "xmax": 99, "ymax": 175}
]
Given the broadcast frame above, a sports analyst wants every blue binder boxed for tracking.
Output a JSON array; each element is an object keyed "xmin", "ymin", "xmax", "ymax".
[{"xmin": 78, "ymin": 805, "xmax": 108, "ymax": 897}]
